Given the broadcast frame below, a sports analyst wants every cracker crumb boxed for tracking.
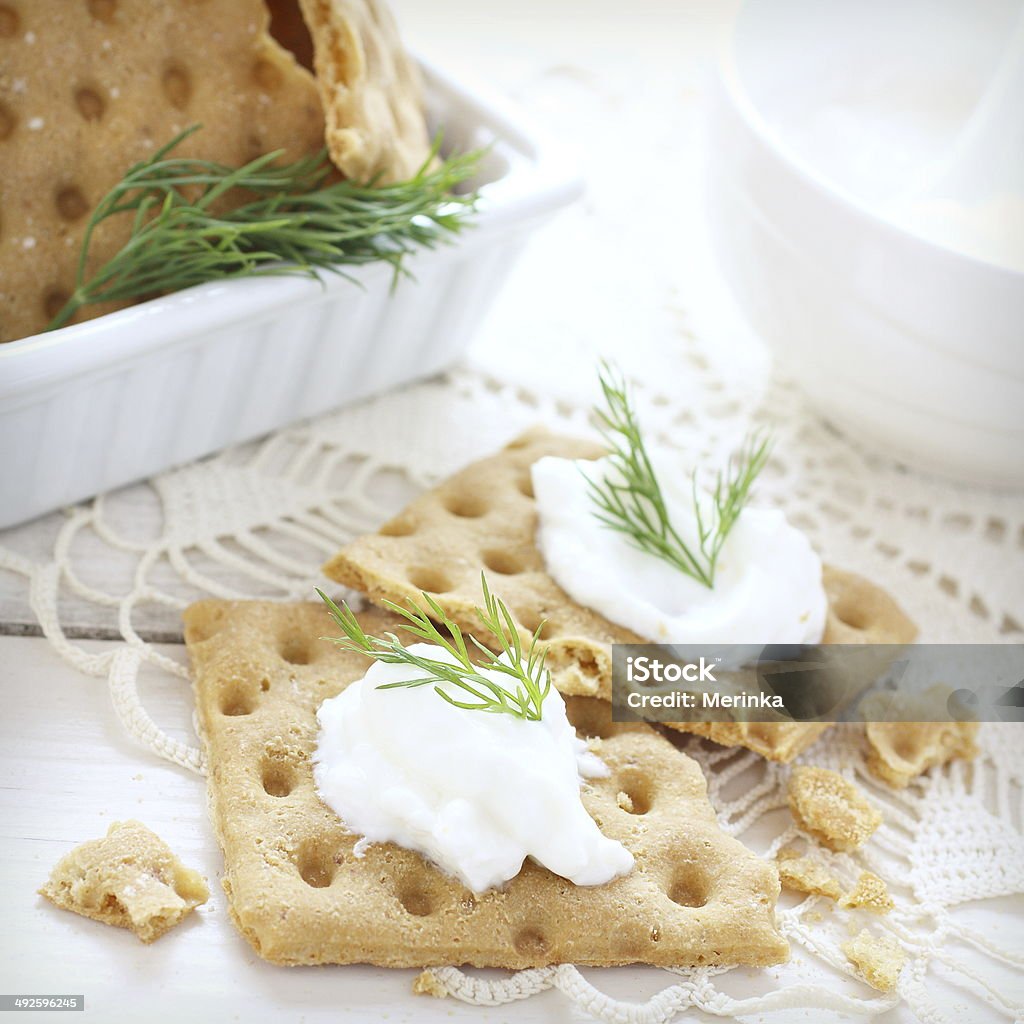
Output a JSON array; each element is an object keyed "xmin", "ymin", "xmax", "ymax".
[
  {"xmin": 788, "ymin": 766, "xmax": 882, "ymax": 851},
  {"xmin": 841, "ymin": 871, "xmax": 894, "ymax": 914},
  {"xmin": 24, "ymin": 30, "xmax": 36, "ymax": 43},
  {"xmin": 616, "ymin": 791, "xmax": 634, "ymax": 813},
  {"xmin": 412, "ymin": 971, "xmax": 447, "ymax": 998},
  {"xmin": 21, "ymin": 237, "xmax": 36, "ymax": 250},
  {"xmin": 842, "ymin": 928, "xmax": 906, "ymax": 992},
  {"xmin": 776, "ymin": 848, "xmax": 842, "ymax": 900}
]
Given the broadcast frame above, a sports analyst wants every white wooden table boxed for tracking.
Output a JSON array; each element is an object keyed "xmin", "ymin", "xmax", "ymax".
[{"xmin": 2, "ymin": 3, "xmax": 1020, "ymax": 1022}]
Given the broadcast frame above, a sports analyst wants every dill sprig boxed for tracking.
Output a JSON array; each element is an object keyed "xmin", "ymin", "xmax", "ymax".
[
  {"xmin": 588, "ymin": 361, "xmax": 771, "ymax": 589},
  {"xmin": 47, "ymin": 125, "xmax": 481, "ymax": 331},
  {"xmin": 317, "ymin": 573, "xmax": 552, "ymax": 721}
]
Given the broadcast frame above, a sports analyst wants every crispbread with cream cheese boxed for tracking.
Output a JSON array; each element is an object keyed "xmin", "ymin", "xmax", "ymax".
[
  {"xmin": 323, "ymin": 427, "xmax": 918, "ymax": 762},
  {"xmin": 185, "ymin": 598, "xmax": 789, "ymax": 968}
]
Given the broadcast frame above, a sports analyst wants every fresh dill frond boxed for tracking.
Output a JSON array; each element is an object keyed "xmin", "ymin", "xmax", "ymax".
[
  {"xmin": 317, "ymin": 573, "xmax": 551, "ymax": 721},
  {"xmin": 588, "ymin": 361, "xmax": 771, "ymax": 589},
  {"xmin": 47, "ymin": 125, "xmax": 481, "ymax": 331}
]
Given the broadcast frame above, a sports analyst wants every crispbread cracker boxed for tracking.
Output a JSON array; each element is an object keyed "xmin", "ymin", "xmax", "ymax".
[
  {"xmin": 787, "ymin": 766, "xmax": 881, "ymax": 852},
  {"xmin": 297, "ymin": 0, "xmax": 431, "ymax": 183},
  {"xmin": 323, "ymin": 427, "xmax": 918, "ymax": 762},
  {"xmin": 185, "ymin": 598, "xmax": 789, "ymax": 968},
  {"xmin": 0, "ymin": 0, "xmax": 325, "ymax": 342},
  {"xmin": 39, "ymin": 820, "xmax": 208, "ymax": 943}
]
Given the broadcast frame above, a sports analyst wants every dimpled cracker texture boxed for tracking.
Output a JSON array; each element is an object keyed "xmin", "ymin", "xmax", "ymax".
[
  {"xmin": 184, "ymin": 599, "xmax": 789, "ymax": 968},
  {"xmin": 297, "ymin": 0, "xmax": 431, "ymax": 183},
  {"xmin": 0, "ymin": 0, "xmax": 328, "ymax": 342},
  {"xmin": 39, "ymin": 820, "xmax": 209, "ymax": 943},
  {"xmin": 323, "ymin": 428, "xmax": 919, "ymax": 763}
]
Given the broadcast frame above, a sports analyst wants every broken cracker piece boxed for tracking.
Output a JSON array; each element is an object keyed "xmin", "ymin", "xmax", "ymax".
[
  {"xmin": 323, "ymin": 427, "xmax": 918, "ymax": 764},
  {"xmin": 842, "ymin": 928, "xmax": 906, "ymax": 992},
  {"xmin": 297, "ymin": 0, "xmax": 432, "ymax": 183},
  {"xmin": 788, "ymin": 766, "xmax": 882, "ymax": 852},
  {"xmin": 841, "ymin": 871, "xmax": 894, "ymax": 915},
  {"xmin": 776, "ymin": 848, "xmax": 842, "ymax": 901},
  {"xmin": 185, "ymin": 598, "xmax": 789, "ymax": 969},
  {"xmin": 865, "ymin": 719, "xmax": 979, "ymax": 788},
  {"xmin": 413, "ymin": 971, "xmax": 448, "ymax": 998},
  {"xmin": 39, "ymin": 820, "xmax": 208, "ymax": 943}
]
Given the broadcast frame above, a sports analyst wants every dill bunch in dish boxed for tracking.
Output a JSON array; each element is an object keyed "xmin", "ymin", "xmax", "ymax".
[{"xmin": 47, "ymin": 125, "xmax": 481, "ymax": 331}]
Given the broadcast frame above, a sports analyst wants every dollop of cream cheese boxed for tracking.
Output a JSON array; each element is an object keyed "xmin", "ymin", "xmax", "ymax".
[
  {"xmin": 531, "ymin": 453, "xmax": 827, "ymax": 644},
  {"xmin": 313, "ymin": 645, "xmax": 634, "ymax": 894}
]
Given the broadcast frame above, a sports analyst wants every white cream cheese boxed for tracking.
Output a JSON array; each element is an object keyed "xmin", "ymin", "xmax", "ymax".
[
  {"xmin": 531, "ymin": 453, "xmax": 827, "ymax": 645},
  {"xmin": 313, "ymin": 645, "xmax": 634, "ymax": 894}
]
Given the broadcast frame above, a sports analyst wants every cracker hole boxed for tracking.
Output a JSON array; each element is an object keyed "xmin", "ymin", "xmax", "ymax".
[
  {"xmin": 482, "ymin": 549, "xmax": 526, "ymax": 576},
  {"xmin": 512, "ymin": 927, "xmax": 549, "ymax": 957},
  {"xmin": 74, "ymin": 86, "xmax": 105, "ymax": 122},
  {"xmin": 517, "ymin": 472, "xmax": 535, "ymax": 499},
  {"xmin": 295, "ymin": 842, "xmax": 336, "ymax": 888},
  {"xmin": 162, "ymin": 65, "xmax": 191, "ymax": 110},
  {"xmin": 616, "ymin": 767, "xmax": 653, "ymax": 814},
  {"xmin": 260, "ymin": 677, "xmax": 270, "ymax": 692},
  {"xmin": 519, "ymin": 611, "xmax": 556, "ymax": 640},
  {"xmin": 55, "ymin": 186, "xmax": 88, "ymax": 222},
  {"xmin": 0, "ymin": 103, "xmax": 14, "ymax": 141},
  {"xmin": 252, "ymin": 57, "xmax": 283, "ymax": 91},
  {"xmin": 985, "ymin": 517, "xmax": 1007, "ymax": 543},
  {"xmin": 43, "ymin": 288, "xmax": 70, "ymax": 321},
  {"xmin": 279, "ymin": 638, "xmax": 311, "ymax": 665},
  {"xmin": 220, "ymin": 690, "xmax": 256, "ymax": 717},
  {"xmin": 833, "ymin": 600, "xmax": 868, "ymax": 631},
  {"xmin": 380, "ymin": 515, "xmax": 417, "ymax": 537},
  {"xmin": 565, "ymin": 697, "xmax": 615, "ymax": 739},
  {"xmin": 668, "ymin": 871, "xmax": 709, "ymax": 909},
  {"xmin": 86, "ymin": 0, "xmax": 117, "ymax": 22},
  {"xmin": 261, "ymin": 760, "xmax": 296, "ymax": 798},
  {"xmin": 407, "ymin": 566, "xmax": 451, "ymax": 595},
  {"xmin": 0, "ymin": 4, "xmax": 18, "ymax": 36},
  {"xmin": 443, "ymin": 491, "xmax": 488, "ymax": 518},
  {"xmin": 397, "ymin": 886, "xmax": 433, "ymax": 917}
]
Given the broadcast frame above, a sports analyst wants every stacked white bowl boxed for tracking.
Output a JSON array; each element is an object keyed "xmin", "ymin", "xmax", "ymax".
[{"xmin": 706, "ymin": 0, "xmax": 1024, "ymax": 486}]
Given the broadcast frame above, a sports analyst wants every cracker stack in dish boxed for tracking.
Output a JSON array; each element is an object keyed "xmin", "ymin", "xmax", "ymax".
[
  {"xmin": 323, "ymin": 428, "xmax": 919, "ymax": 763},
  {"xmin": 0, "ymin": 0, "xmax": 432, "ymax": 342},
  {"xmin": 185, "ymin": 599, "xmax": 789, "ymax": 968}
]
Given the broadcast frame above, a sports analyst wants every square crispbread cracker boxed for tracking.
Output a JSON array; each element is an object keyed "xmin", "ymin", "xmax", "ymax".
[
  {"xmin": 184, "ymin": 598, "xmax": 789, "ymax": 969},
  {"xmin": 0, "ymin": 0, "xmax": 324, "ymax": 342},
  {"xmin": 297, "ymin": 0, "xmax": 432, "ymax": 183},
  {"xmin": 322, "ymin": 427, "xmax": 919, "ymax": 762},
  {"xmin": 39, "ymin": 820, "xmax": 209, "ymax": 943}
]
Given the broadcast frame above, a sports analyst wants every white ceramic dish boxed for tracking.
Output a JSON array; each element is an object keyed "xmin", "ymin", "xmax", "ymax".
[
  {"xmin": 705, "ymin": 0, "xmax": 1024, "ymax": 487},
  {"xmin": 0, "ymin": 59, "xmax": 583, "ymax": 530}
]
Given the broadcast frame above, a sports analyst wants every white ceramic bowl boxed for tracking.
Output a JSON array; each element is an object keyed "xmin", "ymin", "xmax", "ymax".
[{"xmin": 705, "ymin": 0, "xmax": 1024, "ymax": 486}]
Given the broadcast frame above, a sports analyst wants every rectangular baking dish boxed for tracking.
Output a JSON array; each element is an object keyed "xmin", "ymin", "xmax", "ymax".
[{"xmin": 0, "ymin": 59, "xmax": 582, "ymax": 530}]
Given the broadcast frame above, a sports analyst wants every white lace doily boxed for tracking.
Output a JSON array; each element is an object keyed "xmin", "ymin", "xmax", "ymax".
[{"xmin": 1, "ymin": 7, "xmax": 1022, "ymax": 1019}]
